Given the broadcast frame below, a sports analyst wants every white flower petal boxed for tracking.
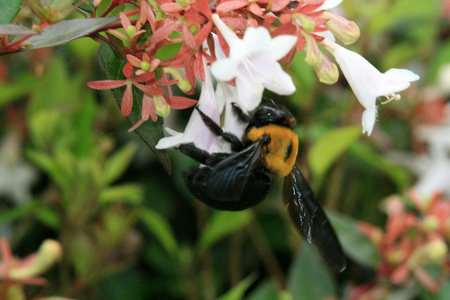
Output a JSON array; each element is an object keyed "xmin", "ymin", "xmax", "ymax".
[
  {"xmin": 267, "ymin": 35, "xmax": 298, "ymax": 61},
  {"xmin": 319, "ymin": 0, "xmax": 343, "ymax": 10},
  {"xmin": 235, "ymin": 66, "xmax": 264, "ymax": 111},
  {"xmin": 384, "ymin": 68, "xmax": 420, "ymax": 82},
  {"xmin": 157, "ymin": 59, "xmax": 221, "ymax": 153},
  {"xmin": 211, "ymin": 14, "xmax": 297, "ymax": 109},
  {"xmin": 211, "ymin": 58, "xmax": 239, "ymax": 81},
  {"xmin": 323, "ymin": 39, "xmax": 419, "ymax": 135},
  {"xmin": 361, "ymin": 106, "xmax": 377, "ymax": 135}
]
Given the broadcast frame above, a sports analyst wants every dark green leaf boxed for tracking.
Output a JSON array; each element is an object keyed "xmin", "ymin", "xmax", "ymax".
[
  {"xmin": 217, "ymin": 274, "xmax": 257, "ymax": 300},
  {"xmin": 288, "ymin": 244, "xmax": 336, "ymax": 300},
  {"xmin": 26, "ymin": 17, "xmax": 118, "ymax": 49},
  {"xmin": 98, "ymin": 43, "xmax": 171, "ymax": 173},
  {"xmin": 0, "ymin": 0, "xmax": 23, "ymax": 24},
  {"xmin": 140, "ymin": 209, "xmax": 178, "ymax": 257}
]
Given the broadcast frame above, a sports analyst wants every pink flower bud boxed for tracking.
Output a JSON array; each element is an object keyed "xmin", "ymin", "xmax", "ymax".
[{"xmin": 323, "ymin": 12, "xmax": 360, "ymax": 45}]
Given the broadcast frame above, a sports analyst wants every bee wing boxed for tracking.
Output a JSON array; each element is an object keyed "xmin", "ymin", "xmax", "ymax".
[
  {"xmin": 283, "ymin": 164, "xmax": 346, "ymax": 272},
  {"xmin": 207, "ymin": 139, "xmax": 264, "ymax": 202}
]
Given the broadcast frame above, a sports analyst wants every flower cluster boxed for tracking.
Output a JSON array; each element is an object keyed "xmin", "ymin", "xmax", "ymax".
[
  {"xmin": 353, "ymin": 193, "xmax": 449, "ymax": 298},
  {"xmin": 87, "ymin": 0, "xmax": 419, "ymax": 146}
]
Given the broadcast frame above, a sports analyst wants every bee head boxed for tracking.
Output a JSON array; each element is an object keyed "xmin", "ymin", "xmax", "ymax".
[{"xmin": 249, "ymin": 106, "xmax": 296, "ymax": 129}]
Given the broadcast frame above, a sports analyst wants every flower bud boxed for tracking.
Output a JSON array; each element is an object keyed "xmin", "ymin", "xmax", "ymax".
[
  {"xmin": 9, "ymin": 239, "xmax": 62, "ymax": 280},
  {"xmin": 126, "ymin": 25, "xmax": 137, "ymax": 38},
  {"xmin": 323, "ymin": 12, "xmax": 360, "ymax": 45},
  {"xmin": 426, "ymin": 239, "xmax": 447, "ymax": 262},
  {"xmin": 153, "ymin": 95, "xmax": 170, "ymax": 117},
  {"xmin": 302, "ymin": 31, "xmax": 323, "ymax": 68},
  {"xmin": 164, "ymin": 67, "xmax": 192, "ymax": 91},
  {"xmin": 422, "ymin": 216, "xmax": 439, "ymax": 231},
  {"xmin": 293, "ymin": 13, "xmax": 315, "ymax": 32},
  {"xmin": 140, "ymin": 61, "xmax": 151, "ymax": 72},
  {"xmin": 314, "ymin": 53, "xmax": 339, "ymax": 84}
]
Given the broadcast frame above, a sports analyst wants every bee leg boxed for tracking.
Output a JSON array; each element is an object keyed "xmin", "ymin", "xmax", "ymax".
[
  {"xmin": 195, "ymin": 107, "xmax": 244, "ymax": 151},
  {"xmin": 231, "ymin": 102, "xmax": 251, "ymax": 124},
  {"xmin": 178, "ymin": 143, "xmax": 231, "ymax": 167},
  {"xmin": 177, "ymin": 144, "xmax": 210, "ymax": 165}
]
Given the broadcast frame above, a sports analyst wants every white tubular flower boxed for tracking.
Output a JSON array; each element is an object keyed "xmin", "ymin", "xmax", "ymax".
[
  {"xmin": 155, "ymin": 60, "xmax": 221, "ymax": 153},
  {"xmin": 322, "ymin": 39, "xmax": 420, "ymax": 135},
  {"xmin": 211, "ymin": 14, "xmax": 297, "ymax": 111}
]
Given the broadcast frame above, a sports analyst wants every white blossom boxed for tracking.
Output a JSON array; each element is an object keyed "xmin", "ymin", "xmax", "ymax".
[
  {"xmin": 155, "ymin": 60, "xmax": 221, "ymax": 153},
  {"xmin": 211, "ymin": 14, "xmax": 297, "ymax": 111},
  {"xmin": 322, "ymin": 39, "xmax": 420, "ymax": 135}
]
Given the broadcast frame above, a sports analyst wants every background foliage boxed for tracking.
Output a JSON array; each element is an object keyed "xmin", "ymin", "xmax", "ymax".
[{"xmin": 0, "ymin": 0, "xmax": 448, "ymax": 299}]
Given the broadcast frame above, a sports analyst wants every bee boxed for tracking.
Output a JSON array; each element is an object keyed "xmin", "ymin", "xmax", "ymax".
[{"xmin": 178, "ymin": 102, "xmax": 346, "ymax": 272}]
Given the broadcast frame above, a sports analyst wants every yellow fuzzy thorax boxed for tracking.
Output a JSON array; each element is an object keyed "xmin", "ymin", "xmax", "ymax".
[{"xmin": 246, "ymin": 124, "xmax": 299, "ymax": 177}]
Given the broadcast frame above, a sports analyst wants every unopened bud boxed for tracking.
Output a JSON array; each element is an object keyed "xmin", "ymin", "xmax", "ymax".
[
  {"xmin": 189, "ymin": 24, "xmax": 199, "ymax": 35},
  {"xmin": 176, "ymin": 0, "xmax": 190, "ymax": 6},
  {"xmin": 9, "ymin": 239, "xmax": 62, "ymax": 280},
  {"xmin": 293, "ymin": 13, "xmax": 315, "ymax": 32},
  {"xmin": 426, "ymin": 239, "xmax": 447, "ymax": 262},
  {"xmin": 423, "ymin": 216, "xmax": 439, "ymax": 231},
  {"xmin": 153, "ymin": 95, "xmax": 170, "ymax": 117},
  {"xmin": 164, "ymin": 67, "xmax": 192, "ymax": 91},
  {"xmin": 126, "ymin": 25, "xmax": 137, "ymax": 38},
  {"xmin": 314, "ymin": 53, "xmax": 339, "ymax": 84},
  {"xmin": 302, "ymin": 31, "xmax": 322, "ymax": 68},
  {"xmin": 141, "ymin": 61, "xmax": 151, "ymax": 72},
  {"xmin": 387, "ymin": 249, "xmax": 405, "ymax": 265},
  {"xmin": 323, "ymin": 12, "xmax": 360, "ymax": 45}
]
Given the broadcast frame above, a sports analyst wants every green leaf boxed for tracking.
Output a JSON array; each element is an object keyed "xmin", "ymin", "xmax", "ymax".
[
  {"xmin": 98, "ymin": 43, "xmax": 171, "ymax": 173},
  {"xmin": 308, "ymin": 125, "xmax": 361, "ymax": 187},
  {"xmin": 103, "ymin": 144, "xmax": 137, "ymax": 185},
  {"xmin": 217, "ymin": 274, "xmax": 257, "ymax": 300},
  {"xmin": 35, "ymin": 206, "xmax": 61, "ymax": 230},
  {"xmin": 197, "ymin": 210, "xmax": 252, "ymax": 253},
  {"xmin": 0, "ymin": 74, "xmax": 35, "ymax": 107},
  {"xmin": 350, "ymin": 141, "xmax": 410, "ymax": 190},
  {"xmin": 0, "ymin": 0, "xmax": 23, "ymax": 24},
  {"xmin": 288, "ymin": 244, "xmax": 336, "ymax": 300},
  {"xmin": 140, "ymin": 209, "xmax": 178, "ymax": 257},
  {"xmin": 247, "ymin": 280, "xmax": 279, "ymax": 300},
  {"xmin": 0, "ymin": 24, "xmax": 36, "ymax": 35},
  {"xmin": 99, "ymin": 184, "xmax": 143, "ymax": 205},
  {"xmin": 26, "ymin": 17, "xmax": 118, "ymax": 49},
  {"xmin": 327, "ymin": 211, "xmax": 380, "ymax": 268}
]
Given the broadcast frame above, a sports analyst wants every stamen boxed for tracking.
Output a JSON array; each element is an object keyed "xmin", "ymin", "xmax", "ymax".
[{"xmin": 381, "ymin": 93, "xmax": 401, "ymax": 105}]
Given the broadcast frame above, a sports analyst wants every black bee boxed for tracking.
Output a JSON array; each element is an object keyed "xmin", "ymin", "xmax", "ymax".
[{"xmin": 178, "ymin": 103, "xmax": 346, "ymax": 272}]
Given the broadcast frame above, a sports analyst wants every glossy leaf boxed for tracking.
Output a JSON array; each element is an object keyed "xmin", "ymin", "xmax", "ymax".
[
  {"xmin": 288, "ymin": 244, "xmax": 336, "ymax": 300},
  {"xmin": 98, "ymin": 43, "xmax": 171, "ymax": 173},
  {"xmin": 197, "ymin": 210, "xmax": 252, "ymax": 253},
  {"xmin": 26, "ymin": 17, "xmax": 118, "ymax": 49},
  {"xmin": 0, "ymin": 0, "xmax": 23, "ymax": 24}
]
